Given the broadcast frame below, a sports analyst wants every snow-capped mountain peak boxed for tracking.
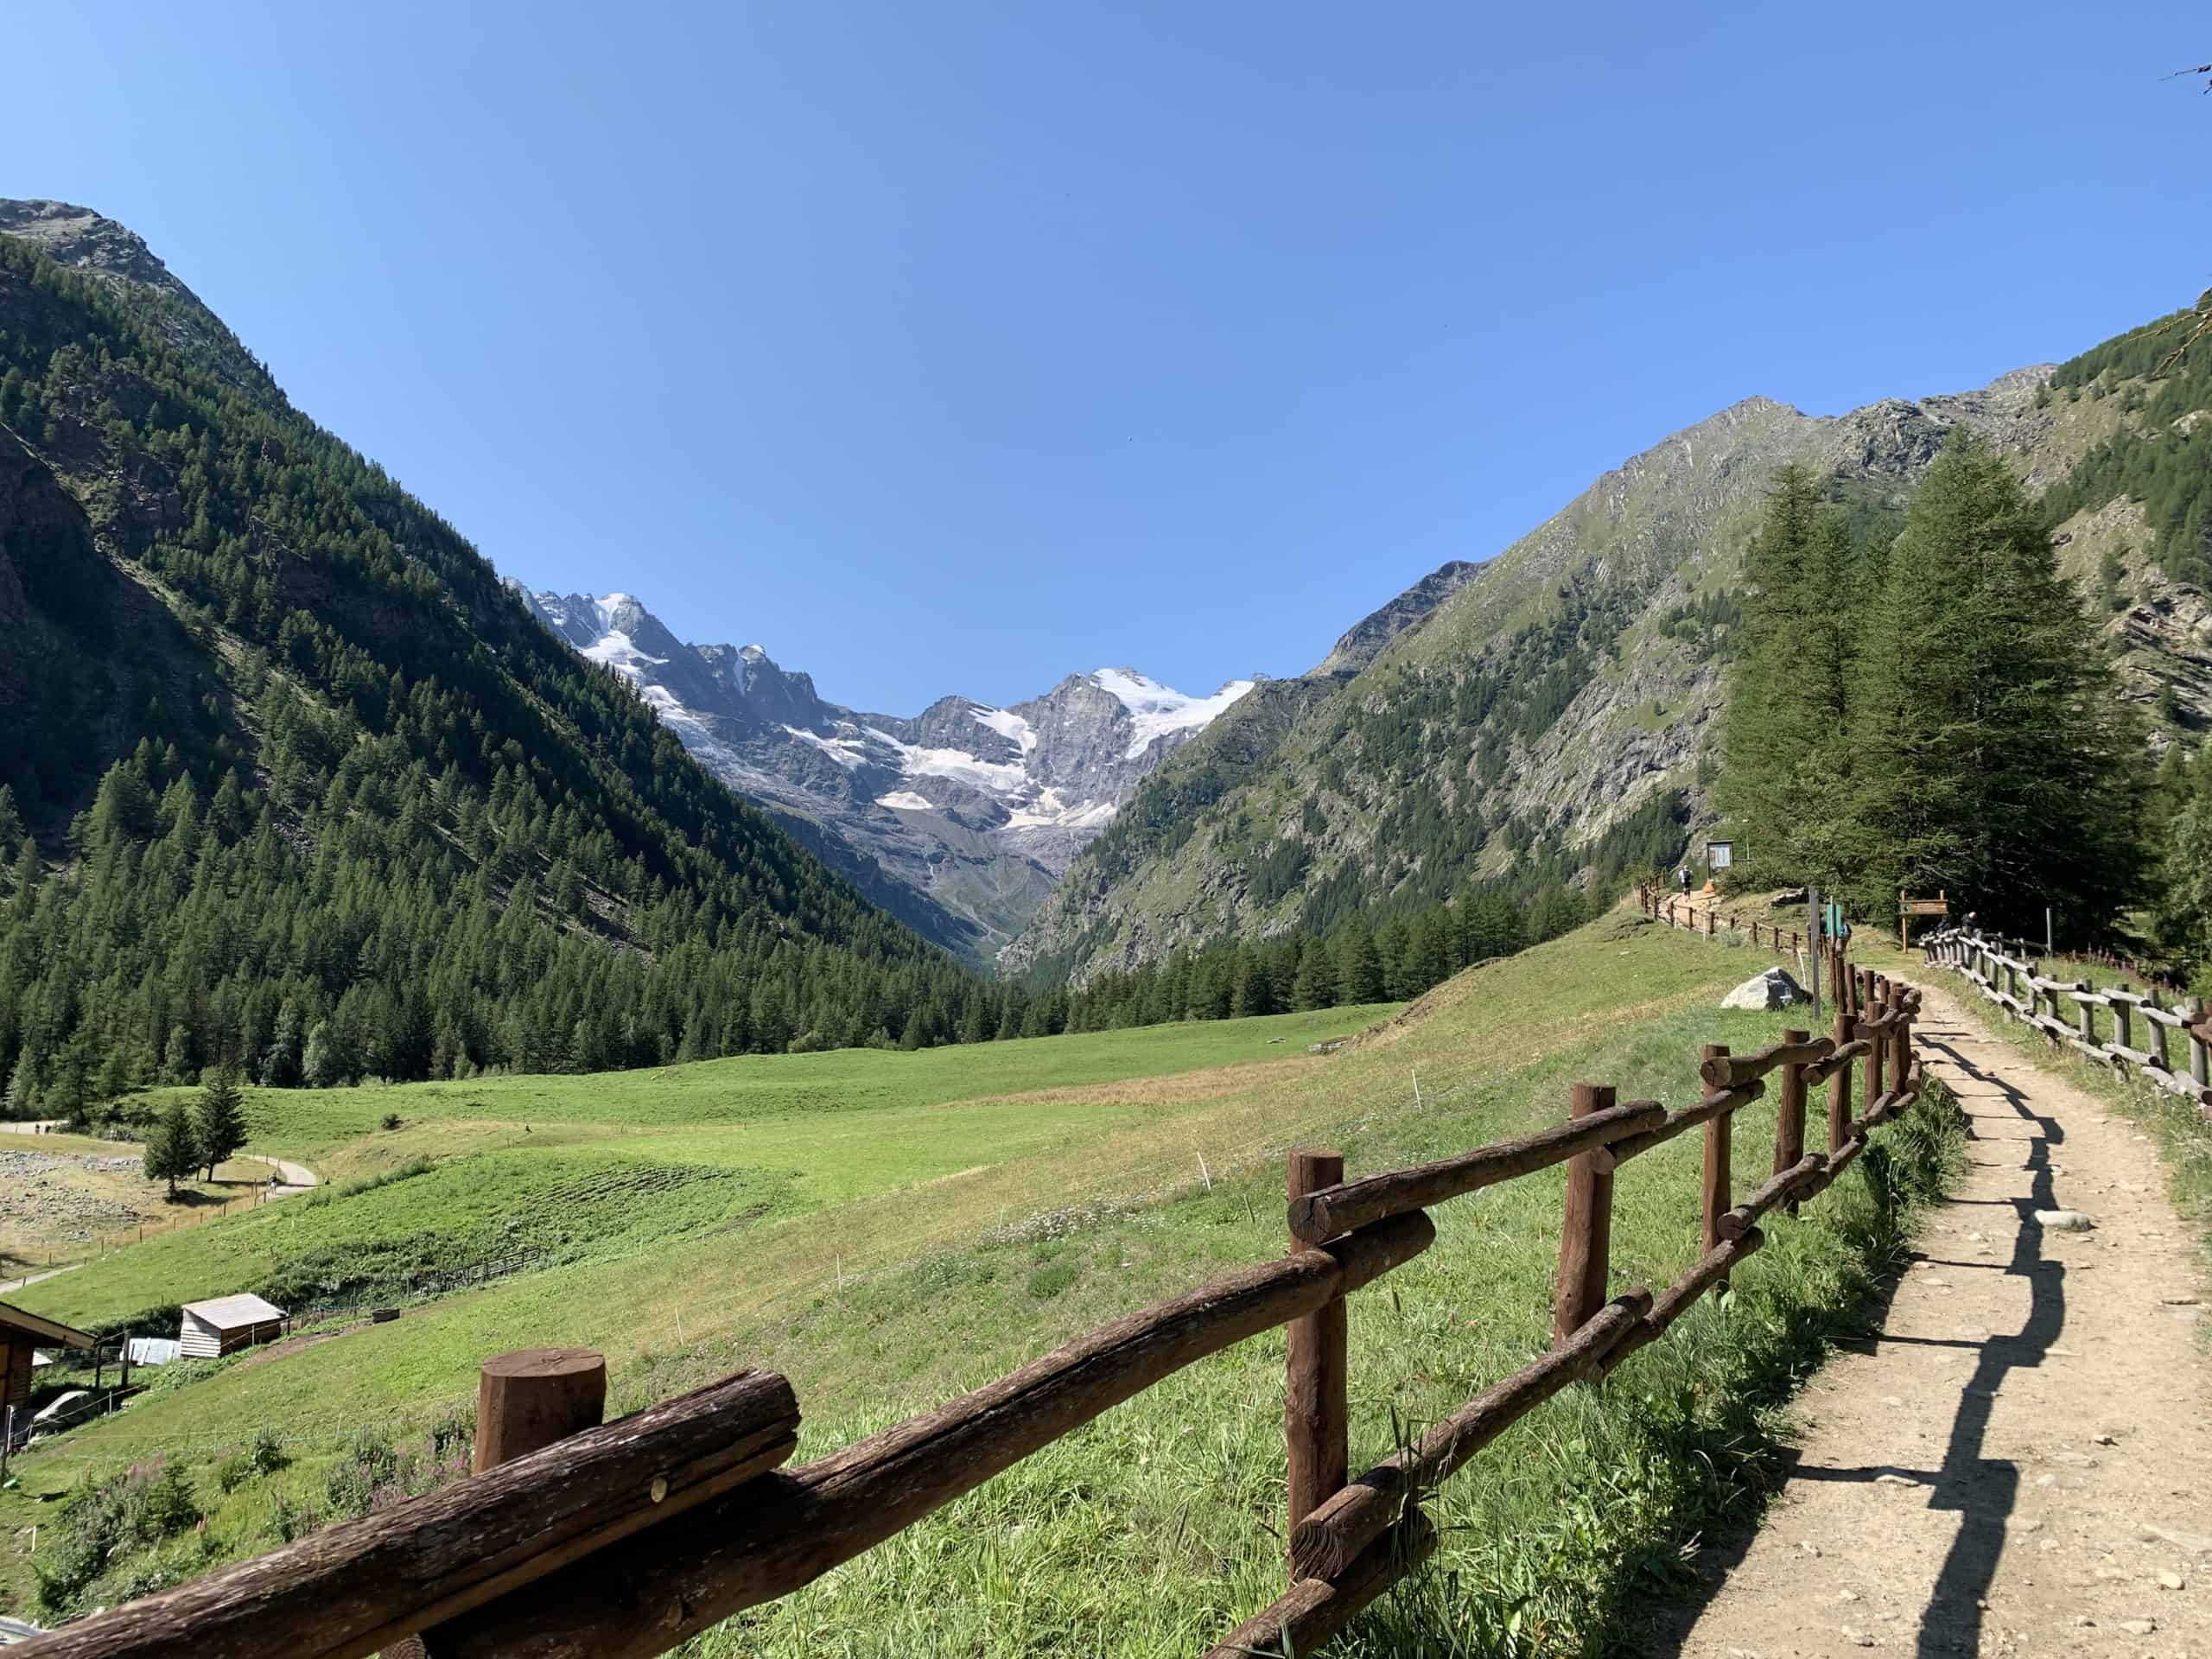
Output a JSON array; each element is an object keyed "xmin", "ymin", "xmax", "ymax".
[
  {"xmin": 505, "ymin": 579, "xmax": 1251, "ymax": 961},
  {"xmin": 1089, "ymin": 668, "xmax": 1257, "ymax": 760}
]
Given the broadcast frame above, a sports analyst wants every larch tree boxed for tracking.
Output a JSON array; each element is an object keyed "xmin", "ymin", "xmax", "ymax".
[
  {"xmin": 143, "ymin": 1097, "xmax": 200, "ymax": 1199},
  {"xmin": 195, "ymin": 1065, "xmax": 249, "ymax": 1180},
  {"xmin": 1716, "ymin": 465, "xmax": 1864, "ymax": 888},
  {"xmin": 1844, "ymin": 435, "xmax": 2145, "ymax": 931}
]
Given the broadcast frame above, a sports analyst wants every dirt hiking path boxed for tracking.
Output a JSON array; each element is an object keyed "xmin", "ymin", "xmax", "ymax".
[{"xmin": 1649, "ymin": 977, "xmax": 2210, "ymax": 1659}]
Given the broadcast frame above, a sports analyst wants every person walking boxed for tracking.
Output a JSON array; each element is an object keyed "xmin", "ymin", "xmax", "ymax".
[{"xmin": 1677, "ymin": 862, "xmax": 1694, "ymax": 897}]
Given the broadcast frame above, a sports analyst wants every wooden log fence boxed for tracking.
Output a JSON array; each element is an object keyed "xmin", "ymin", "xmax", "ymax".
[
  {"xmin": 1635, "ymin": 885, "xmax": 1853, "ymax": 989},
  {"xmin": 22, "ymin": 988, "xmax": 1932, "ymax": 1659},
  {"xmin": 1923, "ymin": 927, "xmax": 2212, "ymax": 1117}
]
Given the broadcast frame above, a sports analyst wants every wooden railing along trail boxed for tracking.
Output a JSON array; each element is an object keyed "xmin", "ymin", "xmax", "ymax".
[
  {"xmin": 21, "ymin": 976, "xmax": 1934, "ymax": 1659},
  {"xmin": 1636, "ymin": 884, "xmax": 1865, "ymax": 1008},
  {"xmin": 1924, "ymin": 926, "xmax": 2212, "ymax": 1116}
]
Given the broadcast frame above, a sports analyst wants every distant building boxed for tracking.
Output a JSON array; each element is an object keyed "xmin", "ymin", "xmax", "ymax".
[{"xmin": 178, "ymin": 1294, "xmax": 288, "ymax": 1358}]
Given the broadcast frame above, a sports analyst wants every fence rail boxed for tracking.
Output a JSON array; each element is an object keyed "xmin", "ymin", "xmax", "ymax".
[
  {"xmin": 22, "ymin": 972, "xmax": 1934, "ymax": 1659},
  {"xmin": 1923, "ymin": 928, "xmax": 2212, "ymax": 1115},
  {"xmin": 1637, "ymin": 886, "xmax": 1895, "ymax": 1020}
]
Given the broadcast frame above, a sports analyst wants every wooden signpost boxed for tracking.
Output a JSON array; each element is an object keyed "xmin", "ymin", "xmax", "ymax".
[{"xmin": 1897, "ymin": 890, "xmax": 1948, "ymax": 949}]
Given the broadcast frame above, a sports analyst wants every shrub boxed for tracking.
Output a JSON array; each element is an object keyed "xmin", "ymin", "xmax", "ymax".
[
  {"xmin": 134, "ymin": 1463, "xmax": 200, "ymax": 1542},
  {"xmin": 1026, "ymin": 1260, "xmax": 1080, "ymax": 1300},
  {"xmin": 270, "ymin": 1494, "xmax": 318, "ymax": 1543},
  {"xmin": 250, "ymin": 1426, "xmax": 288, "ymax": 1476}
]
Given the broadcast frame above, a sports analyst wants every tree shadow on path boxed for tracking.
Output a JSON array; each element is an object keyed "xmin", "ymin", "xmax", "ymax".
[{"xmin": 1637, "ymin": 1013, "xmax": 2067, "ymax": 1659}]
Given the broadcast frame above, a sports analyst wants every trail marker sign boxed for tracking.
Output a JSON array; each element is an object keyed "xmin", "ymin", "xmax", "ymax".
[{"xmin": 1897, "ymin": 889, "xmax": 1948, "ymax": 948}]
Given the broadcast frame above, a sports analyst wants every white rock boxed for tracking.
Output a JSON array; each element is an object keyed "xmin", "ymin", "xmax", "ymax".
[
  {"xmin": 1723, "ymin": 968, "xmax": 1808, "ymax": 1010},
  {"xmin": 2139, "ymin": 1522, "xmax": 2212, "ymax": 1557},
  {"xmin": 2158, "ymin": 1571, "xmax": 2185, "ymax": 1591},
  {"xmin": 2034, "ymin": 1211, "xmax": 2096, "ymax": 1231},
  {"xmin": 2119, "ymin": 1618, "xmax": 2157, "ymax": 1636}
]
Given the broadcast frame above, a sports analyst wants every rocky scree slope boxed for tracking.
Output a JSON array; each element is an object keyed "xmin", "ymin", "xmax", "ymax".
[
  {"xmin": 509, "ymin": 586, "xmax": 1255, "ymax": 962},
  {"xmin": 1012, "ymin": 344, "xmax": 2209, "ymax": 986}
]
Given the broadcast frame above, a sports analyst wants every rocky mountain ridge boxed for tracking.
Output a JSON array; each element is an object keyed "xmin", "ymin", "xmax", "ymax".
[
  {"xmin": 1008, "ymin": 350, "xmax": 2212, "ymax": 984},
  {"xmin": 507, "ymin": 584, "xmax": 1256, "ymax": 959}
]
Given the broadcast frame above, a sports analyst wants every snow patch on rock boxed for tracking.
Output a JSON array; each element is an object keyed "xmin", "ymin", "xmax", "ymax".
[{"xmin": 1091, "ymin": 668, "xmax": 1256, "ymax": 760}]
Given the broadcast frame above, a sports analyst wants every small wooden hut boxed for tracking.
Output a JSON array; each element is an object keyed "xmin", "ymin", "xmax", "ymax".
[
  {"xmin": 178, "ymin": 1294, "xmax": 287, "ymax": 1358},
  {"xmin": 1, "ymin": 1300, "xmax": 95, "ymax": 1410}
]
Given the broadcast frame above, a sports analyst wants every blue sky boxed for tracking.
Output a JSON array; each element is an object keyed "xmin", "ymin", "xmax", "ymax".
[{"xmin": 10, "ymin": 3, "xmax": 2208, "ymax": 712}]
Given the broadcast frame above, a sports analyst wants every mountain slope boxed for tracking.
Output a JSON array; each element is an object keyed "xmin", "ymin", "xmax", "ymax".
[
  {"xmin": 1010, "ymin": 356, "xmax": 2196, "ymax": 983},
  {"xmin": 507, "ymin": 585, "xmax": 1255, "ymax": 960},
  {"xmin": 0, "ymin": 202, "xmax": 983, "ymax": 1109}
]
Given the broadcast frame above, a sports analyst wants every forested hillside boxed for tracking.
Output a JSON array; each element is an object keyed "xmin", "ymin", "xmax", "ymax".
[
  {"xmin": 1015, "ymin": 303, "xmax": 2212, "ymax": 988},
  {"xmin": 0, "ymin": 216, "xmax": 992, "ymax": 1116}
]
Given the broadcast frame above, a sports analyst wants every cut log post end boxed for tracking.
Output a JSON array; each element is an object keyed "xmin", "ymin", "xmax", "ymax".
[{"xmin": 474, "ymin": 1349, "xmax": 608, "ymax": 1473}]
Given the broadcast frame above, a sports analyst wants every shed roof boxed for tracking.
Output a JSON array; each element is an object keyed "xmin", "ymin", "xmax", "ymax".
[
  {"xmin": 0, "ymin": 1300, "xmax": 95, "ymax": 1350},
  {"xmin": 181, "ymin": 1294, "xmax": 287, "ymax": 1329}
]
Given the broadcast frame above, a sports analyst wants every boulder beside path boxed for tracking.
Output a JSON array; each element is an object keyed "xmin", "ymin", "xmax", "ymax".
[{"xmin": 1722, "ymin": 967, "xmax": 1807, "ymax": 1010}]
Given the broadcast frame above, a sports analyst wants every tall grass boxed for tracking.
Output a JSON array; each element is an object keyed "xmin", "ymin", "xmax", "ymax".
[{"xmin": 673, "ymin": 1027, "xmax": 1961, "ymax": 1658}]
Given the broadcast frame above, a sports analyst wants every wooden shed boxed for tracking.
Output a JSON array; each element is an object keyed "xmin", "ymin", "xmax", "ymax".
[
  {"xmin": 179, "ymin": 1294, "xmax": 288, "ymax": 1358},
  {"xmin": 0, "ymin": 1300, "xmax": 94, "ymax": 1410}
]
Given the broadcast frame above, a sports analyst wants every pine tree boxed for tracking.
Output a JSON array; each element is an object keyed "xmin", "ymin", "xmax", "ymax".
[
  {"xmin": 195, "ymin": 1065, "xmax": 249, "ymax": 1179},
  {"xmin": 1717, "ymin": 466, "xmax": 1864, "ymax": 887},
  {"xmin": 1291, "ymin": 941, "xmax": 1337, "ymax": 1010},
  {"xmin": 2156, "ymin": 743, "xmax": 2212, "ymax": 984},
  {"xmin": 1407, "ymin": 912, "xmax": 1454, "ymax": 991},
  {"xmin": 1334, "ymin": 931, "xmax": 1380, "ymax": 1004},
  {"xmin": 1845, "ymin": 436, "xmax": 2145, "ymax": 929},
  {"xmin": 302, "ymin": 1021, "xmax": 340, "ymax": 1090},
  {"xmin": 1231, "ymin": 948, "xmax": 1278, "ymax": 1018},
  {"xmin": 143, "ymin": 1097, "xmax": 200, "ymax": 1198},
  {"xmin": 1, "ymin": 1060, "xmax": 32, "ymax": 1121}
]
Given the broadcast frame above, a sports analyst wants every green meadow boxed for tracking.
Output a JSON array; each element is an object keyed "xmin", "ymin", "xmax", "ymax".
[{"xmin": 3, "ymin": 911, "xmax": 1960, "ymax": 1654}]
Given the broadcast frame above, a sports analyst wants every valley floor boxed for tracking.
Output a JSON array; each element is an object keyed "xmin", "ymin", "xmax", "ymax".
[
  {"xmin": 1648, "ymin": 980, "xmax": 2212, "ymax": 1659},
  {"xmin": 2, "ymin": 911, "xmax": 1967, "ymax": 1649}
]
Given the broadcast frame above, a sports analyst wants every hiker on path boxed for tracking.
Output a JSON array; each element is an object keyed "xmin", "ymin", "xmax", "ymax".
[{"xmin": 1678, "ymin": 863, "xmax": 1693, "ymax": 896}]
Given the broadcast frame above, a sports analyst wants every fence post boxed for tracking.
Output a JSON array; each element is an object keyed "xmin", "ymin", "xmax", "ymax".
[
  {"xmin": 1552, "ymin": 1084, "xmax": 1615, "ymax": 1344},
  {"xmin": 397, "ymin": 1351, "xmax": 609, "ymax": 1659},
  {"xmin": 2149, "ymin": 987, "xmax": 2171, "ymax": 1074},
  {"xmin": 1889, "ymin": 985, "xmax": 1911, "ymax": 1086},
  {"xmin": 1286, "ymin": 1149, "xmax": 1348, "ymax": 1539},
  {"xmin": 1860, "ymin": 988, "xmax": 1886, "ymax": 1110},
  {"xmin": 2113, "ymin": 993, "xmax": 2133, "ymax": 1062},
  {"xmin": 1700, "ymin": 1046, "xmax": 1732, "ymax": 1286},
  {"xmin": 1705, "ymin": 906, "xmax": 1715, "ymax": 940},
  {"xmin": 2189, "ymin": 998, "xmax": 2209, "ymax": 1091},
  {"xmin": 1774, "ymin": 1029, "xmax": 1809, "ymax": 1177},
  {"xmin": 472, "ymin": 1347, "xmax": 607, "ymax": 1473},
  {"xmin": 1830, "ymin": 1010, "xmax": 1854, "ymax": 1152},
  {"xmin": 2075, "ymin": 982, "xmax": 2095, "ymax": 1051}
]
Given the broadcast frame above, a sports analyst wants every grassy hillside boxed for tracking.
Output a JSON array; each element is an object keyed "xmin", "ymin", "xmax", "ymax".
[
  {"xmin": 15, "ymin": 1004, "xmax": 1393, "ymax": 1331},
  {"xmin": 0, "ymin": 212, "xmax": 991, "ymax": 1125},
  {"xmin": 3, "ymin": 912, "xmax": 1957, "ymax": 1649},
  {"xmin": 2, "ymin": 1130, "xmax": 284, "ymax": 1279},
  {"xmin": 1014, "ymin": 308, "xmax": 2212, "ymax": 988}
]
